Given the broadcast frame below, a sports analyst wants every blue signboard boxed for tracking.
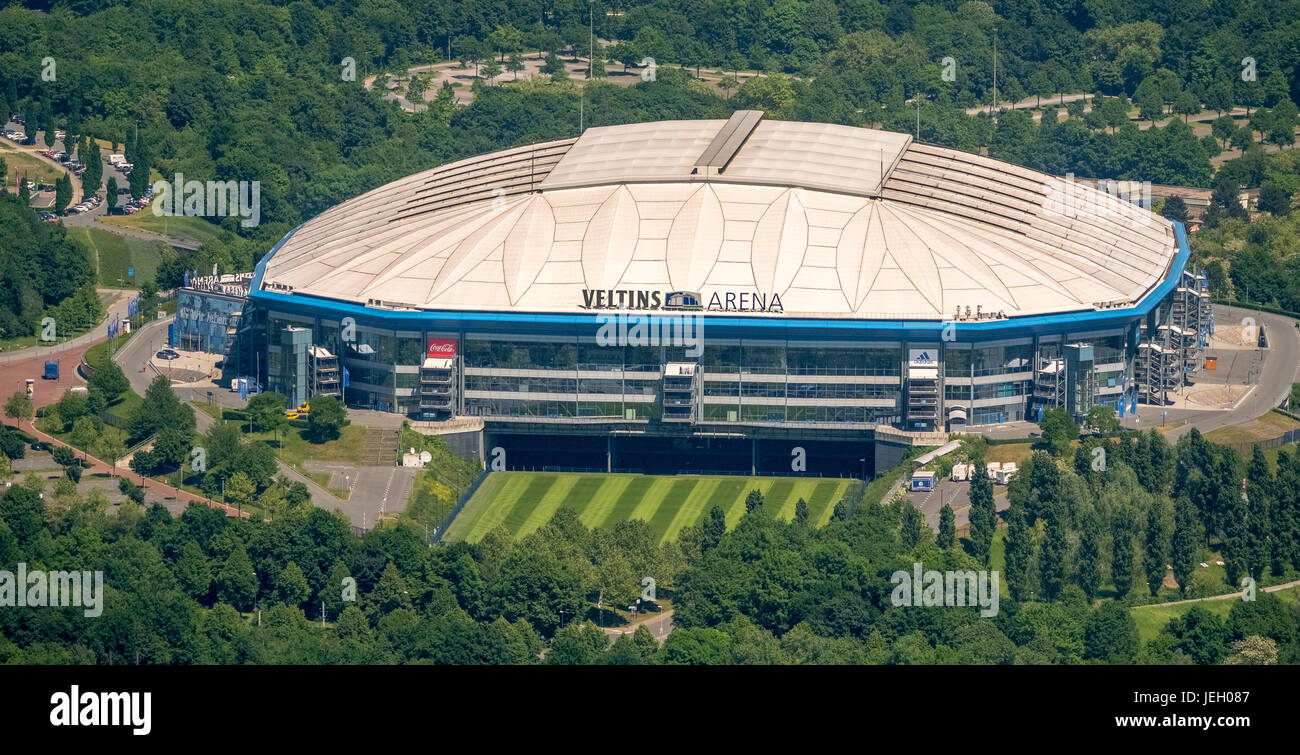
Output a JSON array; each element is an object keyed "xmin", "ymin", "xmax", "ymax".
[
  {"xmin": 342, "ymin": 365, "xmax": 350, "ymax": 388},
  {"xmin": 127, "ymin": 267, "xmax": 134, "ymax": 277},
  {"xmin": 238, "ymin": 379, "xmax": 249, "ymax": 401}
]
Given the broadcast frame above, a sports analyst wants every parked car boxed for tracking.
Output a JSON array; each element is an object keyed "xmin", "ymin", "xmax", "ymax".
[{"xmin": 156, "ymin": 349, "xmax": 180, "ymax": 360}]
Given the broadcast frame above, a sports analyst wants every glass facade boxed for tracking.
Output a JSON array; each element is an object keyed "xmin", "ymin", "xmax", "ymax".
[
  {"xmin": 256, "ymin": 306, "xmax": 1143, "ymax": 430},
  {"xmin": 174, "ymin": 290, "xmax": 245, "ymax": 354}
]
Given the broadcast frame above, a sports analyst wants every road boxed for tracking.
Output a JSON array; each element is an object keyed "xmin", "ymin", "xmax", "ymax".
[
  {"xmin": 115, "ymin": 316, "xmax": 413, "ymax": 528},
  {"xmin": 978, "ymin": 304, "xmax": 1300, "ymax": 444},
  {"xmin": 0, "ymin": 288, "xmax": 132, "ymax": 366},
  {"xmin": 1135, "ymin": 578, "xmax": 1300, "ymax": 609},
  {"xmin": 602, "ymin": 609, "xmax": 674, "ymax": 644},
  {"xmin": 17, "ymin": 416, "xmax": 245, "ymax": 518},
  {"xmin": 1160, "ymin": 304, "xmax": 1300, "ymax": 442}
]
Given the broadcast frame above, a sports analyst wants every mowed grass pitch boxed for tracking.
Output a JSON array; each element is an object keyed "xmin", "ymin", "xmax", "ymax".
[{"xmin": 445, "ymin": 472, "xmax": 856, "ymax": 544}]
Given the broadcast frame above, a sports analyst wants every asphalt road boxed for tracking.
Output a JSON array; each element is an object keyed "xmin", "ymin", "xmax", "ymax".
[
  {"xmin": 1161, "ymin": 304, "xmax": 1300, "ymax": 442},
  {"xmin": 113, "ymin": 317, "xmax": 412, "ymax": 528}
]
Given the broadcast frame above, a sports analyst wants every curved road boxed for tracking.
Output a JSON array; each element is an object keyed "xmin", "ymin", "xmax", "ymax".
[{"xmin": 1163, "ymin": 304, "xmax": 1300, "ymax": 442}]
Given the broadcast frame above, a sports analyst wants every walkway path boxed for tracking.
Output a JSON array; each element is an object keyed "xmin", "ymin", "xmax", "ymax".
[
  {"xmin": 18, "ymin": 420, "xmax": 245, "ymax": 518},
  {"xmin": 1136, "ymin": 578, "xmax": 1300, "ymax": 609}
]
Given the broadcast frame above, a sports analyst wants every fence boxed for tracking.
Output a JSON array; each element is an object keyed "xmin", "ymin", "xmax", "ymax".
[
  {"xmin": 1218, "ymin": 428, "xmax": 1300, "ymax": 456},
  {"xmin": 430, "ymin": 469, "xmax": 489, "ymax": 544}
]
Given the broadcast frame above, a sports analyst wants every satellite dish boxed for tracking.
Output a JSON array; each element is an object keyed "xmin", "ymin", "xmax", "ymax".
[{"xmin": 419, "ymin": 451, "xmax": 432, "ymax": 464}]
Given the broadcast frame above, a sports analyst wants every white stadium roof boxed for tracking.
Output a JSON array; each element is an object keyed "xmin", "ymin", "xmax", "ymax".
[{"xmin": 261, "ymin": 112, "xmax": 1178, "ymax": 321}]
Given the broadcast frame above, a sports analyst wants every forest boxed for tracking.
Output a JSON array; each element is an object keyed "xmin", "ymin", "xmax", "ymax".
[
  {"xmin": 1, "ymin": 417, "xmax": 1297, "ymax": 664},
  {"xmin": 0, "ymin": 193, "xmax": 99, "ymax": 341}
]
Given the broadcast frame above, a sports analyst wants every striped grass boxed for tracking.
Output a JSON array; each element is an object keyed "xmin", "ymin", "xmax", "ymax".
[{"xmin": 448, "ymin": 472, "xmax": 854, "ymax": 544}]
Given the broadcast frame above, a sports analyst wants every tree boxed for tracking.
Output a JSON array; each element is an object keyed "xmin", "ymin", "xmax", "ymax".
[
  {"xmin": 701, "ymin": 505, "xmax": 726, "ymax": 551},
  {"xmin": 1039, "ymin": 408, "xmax": 1078, "ymax": 455},
  {"xmin": 367, "ymin": 562, "xmax": 412, "ymax": 615},
  {"xmin": 506, "ymin": 53, "xmax": 525, "ymax": 80},
  {"xmin": 1077, "ymin": 513, "xmax": 1103, "ymax": 601},
  {"xmin": 273, "ymin": 561, "xmax": 310, "ymax": 607},
  {"xmin": 1206, "ymin": 174, "xmax": 1248, "ymax": 227},
  {"xmin": 215, "ymin": 542, "xmax": 258, "ymax": 612},
  {"xmin": 481, "ymin": 58, "xmax": 502, "ymax": 85},
  {"xmin": 175, "ymin": 539, "xmax": 212, "ymax": 601},
  {"xmin": 1083, "ymin": 603, "xmax": 1139, "ymax": 663},
  {"xmin": 305, "ymin": 394, "xmax": 346, "ymax": 442},
  {"xmin": 899, "ymin": 502, "xmax": 924, "ymax": 550},
  {"xmin": 54, "ymin": 174, "xmax": 72, "ymax": 215},
  {"xmin": 4, "ymin": 392, "xmax": 33, "ymax": 428},
  {"xmin": 547, "ymin": 621, "xmax": 610, "ymax": 665},
  {"xmin": 1257, "ymin": 184, "xmax": 1290, "ymax": 215},
  {"xmin": 1136, "ymin": 85, "xmax": 1163, "ymax": 122},
  {"xmin": 1173, "ymin": 91, "xmax": 1201, "ymax": 123},
  {"xmin": 968, "ymin": 455, "xmax": 996, "ymax": 564},
  {"xmin": 1165, "ymin": 606, "xmax": 1230, "ymax": 664},
  {"xmin": 88, "ymin": 361, "xmax": 130, "ymax": 403},
  {"xmin": 130, "ymin": 374, "xmax": 195, "ymax": 443},
  {"xmin": 0, "ymin": 485, "xmax": 44, "ymax": 543},
  {"xmin": 1003, "ymin": 498, "xmax": 1034, "ymax": 601},
  {"xmin": 82, "ymin": 139, "xmax": 102, "ymax": 196},
  {"xmin": 794, "ymin": 497, "xmax": 809, "ymax": 524},
  {"xmin": 1204, "ymin": 79, "xmax": 1233, "ymax": 116},
  {"xmin": 937, "ymin": 503, "xmax": 955, "ymax": 549},
  {"xmin": 541, "ymin": 51, "xmax": 565, "ymax": 75},
  {"xmin": 1161, "ymin": 195, "xmax": 1189, "ymax": 224},
  {"xmin": 224, "ymin": 471, "xmax": 255, "ymax": 512},
  {"xmin": 93, "ymin": 427, "xmax": 126, "ymax": 477},
  {"xmin": 245, "ymin": 391, "xmax": 288, "ymax": 433},
  {"xmin": 1111, "ymin": 508, "xmax": 1137, "ymax": 599},
  {"xmin": 744, "ymin": 489, "xmax": 764, "ymax": 514},
  {"xmin": 1223, "ymin": 636, "xmax": 1278, "ymax": 665},
  {"xmin": 487, "ymin": 25, "xmax": 524, "ymax": 62},
  {"xmin": 1083, "ymin": 405, "xmax": 1119, "ymax": 437},
  {"xmin": 1144, "ymin": 498, "xmax": 1172, "ymax": 596},
  {"xmin": 105, "ymin": 177, "xmax": 118, "ymax": 212}
]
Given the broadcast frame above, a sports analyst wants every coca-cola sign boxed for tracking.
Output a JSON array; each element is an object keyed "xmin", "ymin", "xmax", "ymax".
[{"xmin": 427, "ymin": 338, "xmax": 458, "ymax": 358}]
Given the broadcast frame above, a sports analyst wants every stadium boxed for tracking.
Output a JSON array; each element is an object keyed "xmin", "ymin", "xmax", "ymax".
[{"xmin": 234, "ymin": 111, "xmax": 1208, "ymax": 476}]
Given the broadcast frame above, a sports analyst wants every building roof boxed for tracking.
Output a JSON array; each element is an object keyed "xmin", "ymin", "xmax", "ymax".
[{"xmin": 260, "ymin": 113, "xmax": 1179, "ymax": 321}]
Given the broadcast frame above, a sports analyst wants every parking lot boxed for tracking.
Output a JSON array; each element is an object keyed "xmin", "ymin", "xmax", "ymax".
[{"xmin": 907, "ymin": 475, "xmax": 1010, "ymax": 531}]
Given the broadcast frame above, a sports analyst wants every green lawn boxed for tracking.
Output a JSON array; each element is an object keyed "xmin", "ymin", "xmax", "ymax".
[
  {"xmin": 100, "ymin": 212, "xmax": 229, "ymax": 247},
  {"xmin": 0, "ymin": 144, "xmax": 63, "ymax": 186},
  {"xmin": 243, "ymin": 422, "xmax": 367, "ymax": 472},
  {"xmin": 67, "ymin": 225, "xmax": 165, "ymax": 287},
  {"xmin": 1204, "ymin": 411, "xmax": 1300, "ymax": 447},
  {"xmin": 445, "ymin": 471, "xmax": 855, "ymax": 544},
  {"xmin": 1131, "ymin": 584, "xmax": 1300, "ymax": 644}
]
